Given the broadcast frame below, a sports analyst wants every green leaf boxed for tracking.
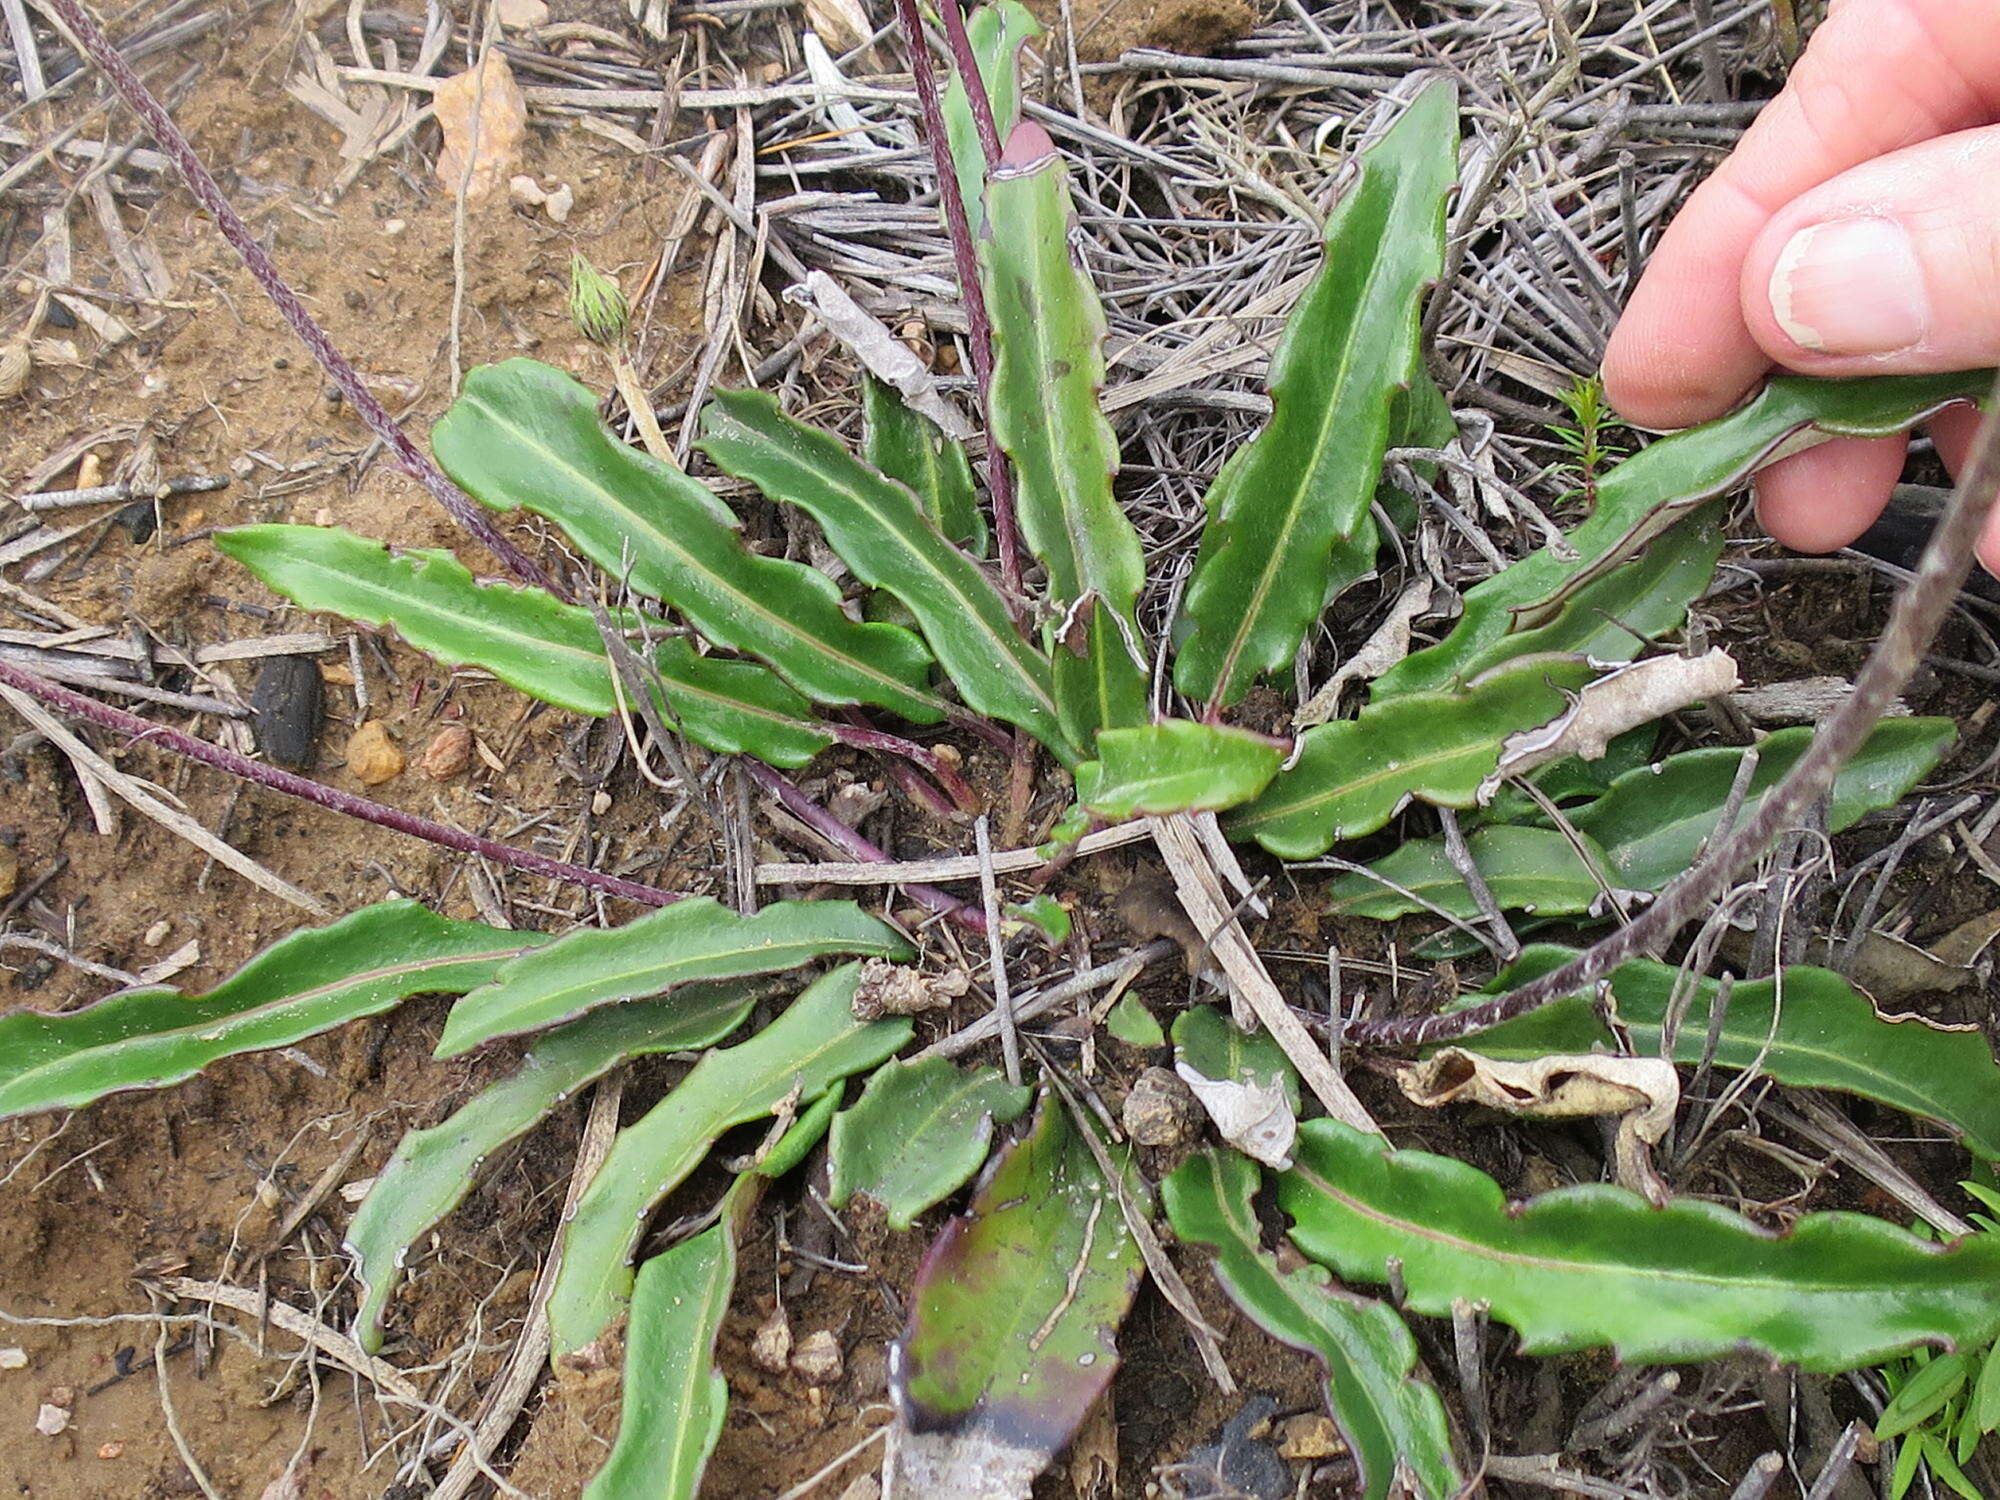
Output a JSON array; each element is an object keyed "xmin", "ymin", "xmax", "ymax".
[
  {"xmin": 345, "ymin": 981, "xmax": 758, "ymax": 1353},
  {"xmin": 583, "ymin": 1184, "xmax": 752, "ymax": 1500},
  {"xmin": 1454, "ymin": 947, "xmax": 2000, "ymax": 1162},
  {"xmin": 1227, "ymin": 654, "xmax": 1598, "ymax": 859},
  {"xmin": 215, "ymin": 522, "xmax": 831, "ymax": 766},
  {"xmin": 1384, "ymin": 503, "xmax": 1727, "ymax": 695},
  {"xmin": 0, "ymin": 902, "xmax": 529, "ymax": 1122},
  {"xmin": 216, "ymin": 525, "xmax": 627, "ymax": 716},
  {"xmin": 1571, "ymin": 718, "xmax": 1954, "ymax": 891},
  {"xmin": 980, "ymin": 140, "xmax": 1147, "ymax": 745},
  {"xmin": 1282, "ymin": 1118, "xmax": 2000, "ymax": 1371},
  {"xmin": 827, "ymin": 1057, "xmax": 1032, "ymax": 1229},
  {"xmin": 891, "ymin": 1097, "xmax": 1144, "ymax": 1494},
  {"xmin": 1375, "ymin": 371, "xmax": 1992, "ymax": 698},
  {"xmin": 547, "ymin": 963, "xmax": 911, "ymax": 1354},
  {"xmin": 437, "ymin": 898, "xmax": 909, "ymax": 1057},
  {"xmin": 1005, "ymin": 893, "xmax": 1072, "ymax": 944},
  {"xmin": 1163, "ymin": 1150, "xmax": 1461, "ymax": 1500},
  {"xmin": 1326, "ymin": 824, "xmax": 1613, "ymax": 922},
  {"xmin": 1332, "ymin": 719, "xmax": 1953, "ymax": 923},
  {"xmin": 862, "ymin": 375, "xmax": 985, "ymax": 553},
  {"xmin": 1075, "ymin": 721, "xmax": 1285, "ymax": 820},
  {"xmin": 1105, "ymin": 993, "xmax": 1164, "ymax": 1047},
  {"xmin": 1174, "ymin": 79, "xmax": 1458, "ymax": 707},
  {"xmin": 649, "ymin": 637, "xmax": 833, "ymax": 768},
  {"xmin": 697, "ymin": 389, "xmax": 1073, "ymax": 761},
  {"xmin": 432, "ymin": 359, "xmax": 946, "ymax": 721},
  {"xmin": 943, "ymin": 0, "xmax": 1038, "ymax": 239}
]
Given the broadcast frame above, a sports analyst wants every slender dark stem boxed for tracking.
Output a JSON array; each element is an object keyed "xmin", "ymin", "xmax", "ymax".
[
  {"xmin": 0, "ymin": 659, "xmax": 682, "ymax": 908},
  {"xmin": 938, "ymin": 0, "xmax": 1002, "ymax": 163},
  {"xmin": 40, "ymin": 0, "xmax": 565, "ymax": 600},
  {"xmin": 828, "ymin": 715, "xmax": 981, "ymax": 813},
  {"xmin": 1354, "ymin": 379, "xmax": 2000, "ymax": 1049},
  {"xmin": 891, "ymin": 0, "xmax": 1024, "ymax": 606},
  {"xmin": 740, "ymin": 758, "xmax": 987, "ymax": 933}
]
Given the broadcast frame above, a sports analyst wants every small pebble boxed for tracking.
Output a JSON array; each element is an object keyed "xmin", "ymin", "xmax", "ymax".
[
  {"xmin": 418, "ymin": 724, "xmax": 473, "ymax": 781},
  {"xmin": 35, "ymin": 1402, "xmax": 69, "ymax": 1436},
  {"xmin": 97, "ymin": 1442, "xmax": 124, "ymax": 1460},
  {"xmin": 345, "ymin": 721, "xmax": 405, "ymax": 784},
  {"xmin": 590, "ymin": 789, "xmax": 612, "ymax": 816},
  {"xmin": 0, "ymin": 1347, "xmax": 26, "ymax": 1370},
  {"xmin": 143, "ymin": 920, "xmax": 171, "ymax": 947},
  {"xmin": 1277, "ymin": 1413, "xmax": 1345, "ymax": 1461},
  {"xmin": 749, "ymin": 1307, "xmax": 792, "ymax": 1375},
  {"xmin": 790, "ymin": 1330, "xmax": 843, "ymax": 1385}
]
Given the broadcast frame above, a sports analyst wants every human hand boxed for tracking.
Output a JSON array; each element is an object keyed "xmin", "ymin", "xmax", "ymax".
[{"xmin": 1600, "ymin": 0, "xmax": 2000, "ymax": 571}]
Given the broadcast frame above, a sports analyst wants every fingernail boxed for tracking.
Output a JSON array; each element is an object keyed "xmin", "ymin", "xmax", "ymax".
[{"xmin": 1769, "ymin": 217, "xmax": 1930, "ymax": 356}]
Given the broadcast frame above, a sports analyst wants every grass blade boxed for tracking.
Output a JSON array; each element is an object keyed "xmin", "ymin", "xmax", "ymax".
[
  {"xmin": 433, "ymin": 358, "xmax": 948, "ymax": 722},
  {"xmin": 436, "ymin": 898, "xmax": 908, "ymax": 1057},
  {"xmin": 1453, "ymin": 947, "xmax": 2000, "ymax": 1161},
  {"xmin": 346, "ymin": 982, "xmax": 760, "ymax": 1352},
  {"xmin": 1227, "ymin": 655, "xmax": 1598, "ymax": 858},
  {"xmin": 980, "ymin": 130, "xmax": 1147, "ymax": 745},
  {"xmin": 891, "ymin": 1096, "xmax": 1143, "ymax": 1495},
  {"xmin": 1164, "ymin": 1149, "xmax": 1461, "ymax": 1500},
  {"xmin": 698, "ymin": 389, "xmax": 1072, "ymax": 759},
  {"xmin": 216, "ymin": 524, "xmax": 629, "ymax": 716},
  {"xmin": 1282, "ymin": 1119, "xmax": 2000, "ymax": 1371},
  {"xmin": 827, "ymin": 1056, "xmax": 1032, "ymax": 1229},
  {"xmin": 0, "ymin": 902, "xmax": 529, "ymax": 1121},
  {"xmin": 547, "ymin": 963, "xmax": 910, "ymax": 1353},
  {"xmin": 1076, "ymin": 721, "xmax": 1285, "ymax": 820},
  {"xmin": 1375, "ymin": 372, "xmax": 1993, "ymax": 698},
  {"xmin": 1175, "ymin": 79, "xmax": 1458, "ymax": 708},
  {"xmin": 863, "ymin": 375, "xmax": 985, "ymax": 553}
]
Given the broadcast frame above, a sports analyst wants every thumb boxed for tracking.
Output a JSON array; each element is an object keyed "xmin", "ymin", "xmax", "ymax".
[{"xmin": 1741, "ymin": 124, "xmax": 2000, "ymax": 376}]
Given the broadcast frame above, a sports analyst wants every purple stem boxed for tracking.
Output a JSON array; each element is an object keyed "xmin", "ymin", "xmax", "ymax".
[
  {"xmin": 42, "ymin": 0, "xmax": 565, "ymax": 601},
  {"xmin": 938, "ymin": 0, "xmax": 1002, "ymax": 164},
  {"xmin": 829, "ymin": 715, "xmax": 980, "ymax": 813},
  {"xmin": 740, "ymin": 759, "xmax": 987, "ymax": 933},
  {"xmin": 0, "ymin": 659, "xmax": 681, "ymax": 908},
  {"xmin": 890, "ymin": 0, "xmax": 1024, "ymax": 608}
]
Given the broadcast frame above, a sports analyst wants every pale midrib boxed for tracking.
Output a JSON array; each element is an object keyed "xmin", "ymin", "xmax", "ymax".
[
  {"xmin": 563, "ymin": 1023, "xmax": 875, "ymax": 1315},
  {"xmin": 304, "ymin": 563, "xmax": 606, "ymax": 681},
  {"xmin": 35, "ymin": 945, "xmax": 530, "ymax": 1062},
  {"xmin": 480, "ymin": 402, "xmax": 943, "ymax": 714},
  {"xmin": 754, "ymin": 438, "xmax": 1058, "ymax": 720},
  {"xmin": 1208, "ymin": 181, "xmax": 1420, "ymax": 700},
  {"xmin": 1234, "ymin": 711, "xmax": 1493, "ymax": 833},
  {"xmin": 490, "ymin": 938, "xmax": 874, "ymax": 1028},
  {"xmin": 1296, "ymin": 1163, "xmax": 1959, "ymax": 1301},
  {"xmin": 661, "ymin": 664, "xmax": 828, "ymax": 739}
]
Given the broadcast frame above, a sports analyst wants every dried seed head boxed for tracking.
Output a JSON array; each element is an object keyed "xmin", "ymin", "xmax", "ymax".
[{"xmin": 567, "ymin": 254, "xmax": 629, "ymax": 346}]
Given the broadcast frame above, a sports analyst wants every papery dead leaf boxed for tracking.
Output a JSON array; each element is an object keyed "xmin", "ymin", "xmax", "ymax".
[
  {"xmin": 786, "ymin": 270, "xmax": 971, "ymax": 439},
  {"xmin": 433, "ymin": 54, "xmax": 528, "ymax": 204},
  {"xmin": 1397, "ymin": 1049, "xmax": 1679, "ymax": 1204},
  {"xmin": 1176, "ymin": 1061, "xmax": 1296, "ymax": 1169},
  {"xmin": 1844, "ymin": 929, "xmax": 1978, "ymax": 1003},
  {"xmin": 803, "ymin": 0, "xmax": 870, "ymax": 53},
  {"xmin": 1479, "ymin": 649, "xmax": 1739, "ymax": 799}
]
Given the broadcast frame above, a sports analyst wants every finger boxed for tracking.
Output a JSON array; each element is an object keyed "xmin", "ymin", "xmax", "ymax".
[
  {"xmin": 1602, "ymin": 0, "xmax": 2000, "ymax": 430},
  {"xmin": 1752, "ymin": 433, "xmax": 1908, "ymax": 554},
  {"xmin": 1741, "ymin": 127, "xmax": 2000, "ymax": 375},
  {"xmin": 1931, "ymin": 404, "xmax": 1985, "ymax": 484}
]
